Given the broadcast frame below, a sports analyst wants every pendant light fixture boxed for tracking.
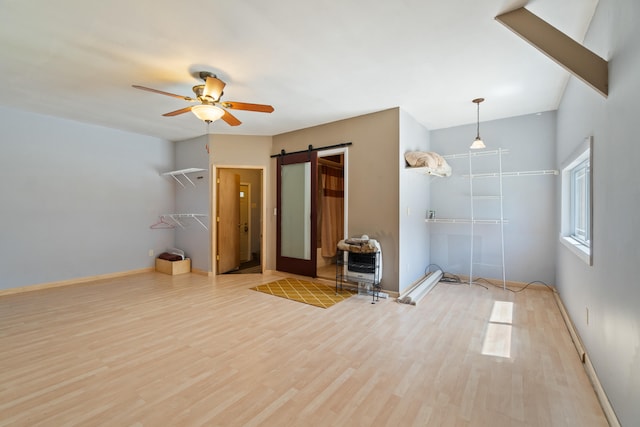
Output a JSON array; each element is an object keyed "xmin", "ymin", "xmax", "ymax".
[{"xmin": 470, "ymin": 97, "xmax": 486, "ymax": 149}]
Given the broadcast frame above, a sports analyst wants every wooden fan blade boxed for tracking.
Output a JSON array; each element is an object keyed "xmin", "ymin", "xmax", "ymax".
[
  {"xmin": 132, "ymin": 85, "xmax": 195, "ymax": 101},
  {"xmin": 222, "ymin": 101, "xmax": 274, "ymax": 113},
  {"xmin": 162, "ymin": 106, "xmax": 193, "ymax": 117},
  {"xmin": 203, "ymin": 76, "xmax": 226, "ymax": 101},
  {"xmin": 221, "ymin": 109, "xmax": 242, "ymax": 126}
]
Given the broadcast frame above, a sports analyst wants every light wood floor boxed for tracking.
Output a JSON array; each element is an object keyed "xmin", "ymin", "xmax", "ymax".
[
  {"xmin": 0, "ymin": 272, "xmax": 608, "ymax": 426},
  {"xmin": 316, "ymin": 263, "xmax": 336, "ymax": 281}
]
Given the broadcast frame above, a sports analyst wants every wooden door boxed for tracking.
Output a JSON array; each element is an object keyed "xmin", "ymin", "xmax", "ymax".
[
  {"xmin": 276, "ymin": 151, "xmax": 317, "ymax": 277},
  {"xmin": 217, "ymin": 169, "xmax": 240, "ymax": 274}
]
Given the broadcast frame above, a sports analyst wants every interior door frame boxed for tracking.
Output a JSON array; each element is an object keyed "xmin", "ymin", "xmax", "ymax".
[
  {"xmin": 317, "ymin": 147, "xmax": 349, "ymax": 247},
  {"xmin": 211, "ymin": 165, "xmax": 266, "ymax": 275},
  {"xmin": 239, "ymin": 182, "xmax": 251, "ymax": 262}
]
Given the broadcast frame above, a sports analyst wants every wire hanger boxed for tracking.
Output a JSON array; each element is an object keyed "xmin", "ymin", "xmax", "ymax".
[{"xmin": 150, "ymin": 216, "xmax": 175, "ymax": 229}]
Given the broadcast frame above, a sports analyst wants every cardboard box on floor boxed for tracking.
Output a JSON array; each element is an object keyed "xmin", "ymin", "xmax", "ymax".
[{"xmin": 155, "ymin": 258, "xmax": 191, "ymax": 275}]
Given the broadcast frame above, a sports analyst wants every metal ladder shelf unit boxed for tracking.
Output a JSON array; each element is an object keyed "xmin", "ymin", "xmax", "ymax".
[
  {"xmin": 424, "ymin": 149, "xmax": 507, "ymax": 288},
  {"xmin": 469, "ymin": 148, "xmax": 506, "ymax": 289}
]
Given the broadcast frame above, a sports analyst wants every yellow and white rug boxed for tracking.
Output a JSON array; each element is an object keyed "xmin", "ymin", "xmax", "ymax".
[{"xmin": 251, "ymin": 277, "xmax": 354, "ymax": 309}]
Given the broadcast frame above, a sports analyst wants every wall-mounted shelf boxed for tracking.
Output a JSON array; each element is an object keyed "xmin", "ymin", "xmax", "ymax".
[
  {"xmin": 161, "ymin": 168, "xmax": 207, "ymax": 188},
  {"xmin": 406, "ymin": 166, "xmax": 449, "ymax": 177},
  {"xmin": 163, "ymin": 214, "xmax": 209, "ymax": 230},
  {"xmin": 442, "ymin": 149, "xmax": 510, "ymax": 160},
  {"xmin": 426, "ymin": 218, "xmax": 509, "ymax": 224},
  {"xmin": 461, "ymin": 169, "xmax": 558, "ymax": 179}
]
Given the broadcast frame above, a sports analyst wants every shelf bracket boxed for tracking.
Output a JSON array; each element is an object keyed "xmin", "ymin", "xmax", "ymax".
[
  {"xmin": 163, "ymin": 214, "xmax": 209, "ymax": 231},
  {"xmin": 191, "ymin": 215, "xmax": 208, "ymax": 230}
]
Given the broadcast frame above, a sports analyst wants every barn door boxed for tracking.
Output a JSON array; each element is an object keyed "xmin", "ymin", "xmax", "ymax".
[{"xmin": 276, "ymin": 151, "xmax": 317, "ymax": 277}]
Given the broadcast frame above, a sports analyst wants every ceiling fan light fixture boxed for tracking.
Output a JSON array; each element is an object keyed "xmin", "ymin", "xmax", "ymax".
[
  {"xmin": 471, "ymin": 97, "xmax": 486, "ymax": 150},
  {"xmin": 191, "ymin": 104, "xmax": 225, "ymax": 123},
  {"xmin": 132, "ymin": 71, "xmax": 273, "ymax": 127}
]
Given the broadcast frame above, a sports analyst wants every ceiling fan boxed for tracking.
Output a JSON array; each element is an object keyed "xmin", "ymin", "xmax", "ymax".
[{"xmin": 132, "ymin": 71, "xmax": 274, "ymax": 126}]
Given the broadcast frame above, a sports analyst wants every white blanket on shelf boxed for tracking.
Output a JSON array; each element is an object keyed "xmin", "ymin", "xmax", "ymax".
[{"xmin": 405, "ymin": 151, "xmax": 452, "ymax": 176}]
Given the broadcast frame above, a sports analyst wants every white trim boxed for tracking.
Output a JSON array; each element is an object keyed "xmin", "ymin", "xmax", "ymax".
[
  {"xmin": 559, "ymin": 136, "xmax": 593, "ymax": 266},
  {"xmin": 554, "ymin": 292, "xmax": 620, "ymax": 427},
  {"xmin": 211, "ymin": 165, "xmax": 266, "ymax": 276},
  {"xmin": 240, "ymin": 182, "xmax": 252, "ymax": 262},
  {"xmin": 560, "ymin": 236, "xmax": 592, "ymax": 265},
  {"xmin": 318, "ymin": 147, "xmax": 349, "ymax": 242}
]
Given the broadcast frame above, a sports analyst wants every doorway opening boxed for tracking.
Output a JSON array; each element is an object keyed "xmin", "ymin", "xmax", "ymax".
[
  {"xmin": 316, "ymin": 148, "xmax": 348, "ymax": 280},
  {"xmin": 214, "ymin": 166, "xmax": 264, "ymax": 275}
]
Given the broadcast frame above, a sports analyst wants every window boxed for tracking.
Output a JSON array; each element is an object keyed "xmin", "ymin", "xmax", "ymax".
[
  {"xmin": 570, "ymin": 158, "xmax": 590, "ymax": 245},
  {"xmin": 560, "ymin": 137, "xmax": 593, "ymax": 265}
]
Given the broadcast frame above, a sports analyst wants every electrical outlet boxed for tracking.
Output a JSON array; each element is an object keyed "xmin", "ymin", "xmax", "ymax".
[{"xmin": 148, "ymin": 249, "xmax": 154, "ymax": 257}]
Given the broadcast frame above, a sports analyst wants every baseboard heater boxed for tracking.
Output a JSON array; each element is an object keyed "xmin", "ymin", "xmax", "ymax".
[{"xmin": 397, "ymin": 270, "xmax": 443, "ymax": 305}]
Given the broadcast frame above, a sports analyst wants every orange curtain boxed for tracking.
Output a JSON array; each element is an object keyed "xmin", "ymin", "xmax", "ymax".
[{"xmin": 320, "ymin": 165, "xmax": 344, "ymax": 257}]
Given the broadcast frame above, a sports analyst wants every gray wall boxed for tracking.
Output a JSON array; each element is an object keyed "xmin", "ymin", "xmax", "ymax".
[
  {"xmin": 430, "ymin": 111, "xmax": 557, "ymax": 285},
  {"xmin": 0, "ymin": 106, "xmax": 175, "ymax": 290},
  {"xmin": 555, "ymin": 0, "xmax": 640, "ymax": 423},
  {"xmin": 174, "ymin": 135, "xmax": 210, "ymax": 272},
  {"xmin": 398, "ymin": 109, "xmax": 432, "ymax": 292}
]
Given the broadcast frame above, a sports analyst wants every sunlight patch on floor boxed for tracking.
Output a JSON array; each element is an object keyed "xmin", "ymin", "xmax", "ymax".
[
  {"xmin": 490, "ymin": 301, "xmax": 514, "ymax": 324},
  {"xmin": 482, "ymin": 301, "xmax": 514, "ymax": 358}
]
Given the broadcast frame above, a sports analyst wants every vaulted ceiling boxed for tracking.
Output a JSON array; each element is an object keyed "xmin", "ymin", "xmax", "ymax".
[{"xmin": 0, "ymin": 0, "xmax": 598, "ymax": 141}]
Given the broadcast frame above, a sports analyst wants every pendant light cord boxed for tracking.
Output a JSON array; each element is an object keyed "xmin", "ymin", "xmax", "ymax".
[
  {"xmin": 476, "ymin": 102, "xmax": 480, "ymax": 139},
  {"xmin": 472, "ymin": 97, "xmax": 484, "ymax": 140}
]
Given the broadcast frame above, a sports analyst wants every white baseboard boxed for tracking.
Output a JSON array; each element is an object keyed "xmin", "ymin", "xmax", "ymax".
[
  {"xmin": 190, "ymin": 268, "xmax": 212, "ymax": 276},
  {"xmin": 554, "ymin": 292, "xmax": 620, "ymax": 427},
  {"xmin": 0, "ymin": 268, "xmax": 154, "ymax": 297}
]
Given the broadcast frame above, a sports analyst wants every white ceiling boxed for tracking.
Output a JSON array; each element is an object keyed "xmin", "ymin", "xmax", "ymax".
[{"xmin": 0, "ymin": 0, "xmax": 598, "ymax": 141}]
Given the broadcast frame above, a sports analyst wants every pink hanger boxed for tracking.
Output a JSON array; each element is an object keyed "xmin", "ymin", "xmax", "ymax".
[{"xmin": 150, "ymin": 216, "xmax": 175, "ymax": 229}]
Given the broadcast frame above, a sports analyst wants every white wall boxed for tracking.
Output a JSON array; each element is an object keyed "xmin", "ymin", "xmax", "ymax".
[
  {"xmin": 398, "ymin": 109, "xmax": 432, "ymax": 292},
  {"xmin": 430, "ymin": 111, "xmax": 557, "ymax": 285},
  {"xmin": 555, "ymin": 0, "xmax": 640, "ymax": 424},
  {"xmin": 0, "ymin": 107, "xmax": 175, "ymax": 290}
]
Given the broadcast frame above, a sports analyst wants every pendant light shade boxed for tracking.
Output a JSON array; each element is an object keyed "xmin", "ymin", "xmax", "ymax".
[
  {"xmin": 191, "ymin": 104, "xmax": 225, "ymax": 123},
  {"xmin": 471, "ymin": 98, "xmax": 486, "ymax": 149},
  {"xmin": 470, "ymin": 136, "xmax": 485, "ymax": 149}
]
